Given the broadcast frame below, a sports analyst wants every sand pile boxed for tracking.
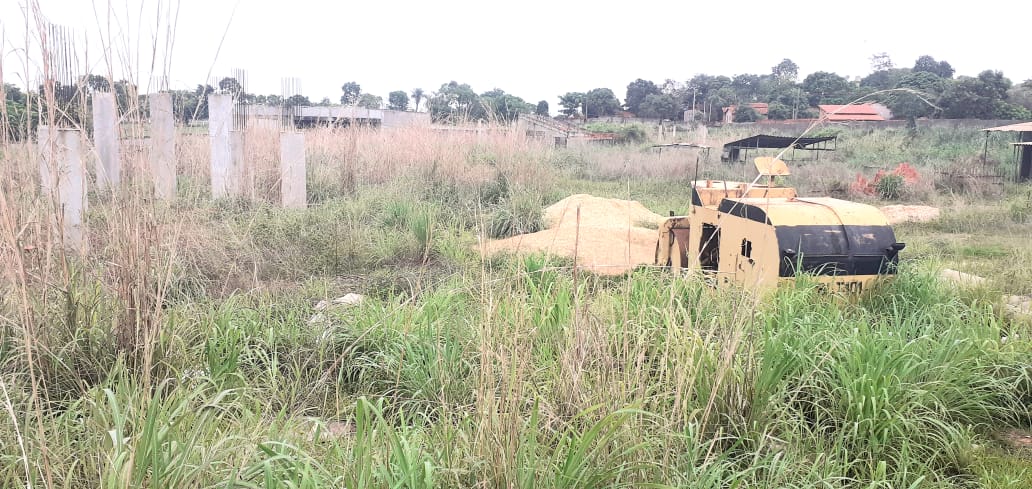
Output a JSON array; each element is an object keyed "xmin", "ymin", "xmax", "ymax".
[
  {"xmin": 480, "ymin": 194, "xmax": 665, "ymax": 275},
  {"xmin": 880, "ymin": 205, "xmax": 941, "ymax": 224}
]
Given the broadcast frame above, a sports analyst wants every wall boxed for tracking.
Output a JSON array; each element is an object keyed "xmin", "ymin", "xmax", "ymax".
[{"xmin": 382, "ymin": 110, "xmax": 431, "ymax": 128}]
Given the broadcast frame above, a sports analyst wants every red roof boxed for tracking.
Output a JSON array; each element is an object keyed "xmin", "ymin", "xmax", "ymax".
[{"xmin": 818, "ymin": 104, "xmax": 885, "ymax": 121}]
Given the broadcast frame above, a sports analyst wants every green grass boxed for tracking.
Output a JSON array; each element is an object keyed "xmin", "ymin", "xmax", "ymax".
[{"xmin": 4, "ymin": 125, "xmax": 1032, "ymax": 488}]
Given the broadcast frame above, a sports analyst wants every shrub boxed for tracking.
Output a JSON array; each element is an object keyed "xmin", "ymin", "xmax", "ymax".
[{"xmin": 875, "ymin": 173, "xmax": 905, "ymax": 199}]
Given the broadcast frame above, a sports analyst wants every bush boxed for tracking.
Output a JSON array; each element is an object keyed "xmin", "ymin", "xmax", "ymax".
[
  {"xmin": 875, "ymin": 173, "xmax": 905, "ymax": 199},
  {"xmin": 487, "ymin": 192, "xmax": 543, "ymax": 238}
]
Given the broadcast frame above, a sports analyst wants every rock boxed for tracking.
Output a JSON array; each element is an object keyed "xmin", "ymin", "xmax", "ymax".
[{"xmin": 940, "ymin": 268, "xmax": 986, "ymax": 286}]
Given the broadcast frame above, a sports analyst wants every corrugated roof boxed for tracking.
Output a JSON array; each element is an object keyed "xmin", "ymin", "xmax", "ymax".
[
  {"xmin": 723, "ymin": 134, "xmax": 836, "ymax": 149},
  {"xmin": 985, "ymin": 122, "xmax": 1032, "ymax": 132}
]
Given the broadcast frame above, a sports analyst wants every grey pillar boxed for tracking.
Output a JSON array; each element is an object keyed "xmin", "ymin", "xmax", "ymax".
[
  {"xmin": 230, "ymin": 129, "xmax": 246, "ymax": 198},
  {"xmin": 209, "ymin": 93, "xmax": 234, "ymax": 198},
  {"xmin": 280, "ymin": 132, "xmax": 306, "ymax": 208},
  {"xmin": 38, "ymin": 128, "xmax": 87, "ymax": 247},
  {"xmin": 149, "ymin": 93, "xmax": 176, "ymax": 200},
  {"xmin": 92, "ymin": 92, "xmax": 120, "ymax": 189}
]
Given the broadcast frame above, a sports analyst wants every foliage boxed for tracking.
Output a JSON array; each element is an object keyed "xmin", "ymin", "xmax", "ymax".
[
  {"xmin": 535, "ymin": 100, "xmax": 549, "ymax": 116},
  {"xmin": 914, "ymin": 54, "xmax": 956, "ymax": 79},
  {"xmin": 861, "ymin": 68, "xmax": 911, "ymax": 90},
  {"xmin": 429, "ymin": 81, "xmax": 479, "ymax": 122},
  {"xmin": 358, "ymin": 94, "xmax": 383, "ymax": 109},
  {"xmin": 583, "ymin": 88, "xmax": 621, "ymax": 118},
  {"xmin": 801, "ymin": 71, "xmax": 857, "ymax": 106},
  {"xmin": 637, "ymin": 93, "xmax": 679, "ymax": 120},
  {"xmin": 886, "ymin": 71, "xmax": 948, "ymax": 121},
  {"xmin": 623, "ymin": 78, "xmax": 660, "ymax": 115},
  {"xmin": 479, "ymin": 89, "xmax": 533, "ymax": 122},
  {"xmin": 341, "ymin": 81, "xmax": 362, "ymax": 105},
  {"xmin": 771, "ymin": 58, "xmax": 799, "ymax": 84},
  {"xmin": 558, "ymin": 92, "xmax": 584, "ymax": 117},
  {"xmin": 766, "ymin": 102, "xmax": 792, "ymax": 120},
  {"xmin": 940, "ymin": 70, "xmax": 1015, "ymax": 119},
  {"xmin": 388, "ymin": 91, "xmax": 410, "ymax": 111},
  {"xmin": 411, "ymin": 88, "xmax": 425, "ymax": 112},
  {"xmin": 732, "ymin": 105, "xmax": 759, "ymax": 122}
]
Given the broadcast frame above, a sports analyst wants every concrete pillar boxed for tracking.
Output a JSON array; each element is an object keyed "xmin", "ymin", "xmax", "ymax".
[
  {"xmin": 280, "ymin": 132, "xmax": 306, "ymax": 208},
  {"xmin": 92, "ymin": 92, "xmax": 121, "ymax": 189},
  {"xmin": 208, "ymin": 93, "xmax": 234, "ymax": 198},
  {"xmin": 149, "ymin": 92, "xmax": 176, "ymax": 200},
  {"xmin": 230, "ymin": 130, "xmax": 246, "ymax": 198},
  {"xmin": 38, "ymin": 127, "xmax": 87, "ymax": 247}
]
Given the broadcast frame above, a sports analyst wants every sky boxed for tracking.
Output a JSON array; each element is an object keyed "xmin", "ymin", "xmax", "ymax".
[{"xmin": 1, "ymin": 0, "xmax": 1028, "ymax": 109}]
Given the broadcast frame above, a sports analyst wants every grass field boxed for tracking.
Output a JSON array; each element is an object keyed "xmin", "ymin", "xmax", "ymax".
[{"xmin": 2, "ymin": 122, "xmax": 1031, "ymax": 488}]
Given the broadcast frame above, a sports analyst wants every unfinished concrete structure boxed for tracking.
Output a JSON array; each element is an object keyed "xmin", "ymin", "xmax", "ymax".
[
  {"xmin": 149, "ymin": 92, "xmax": 176, "ymax": 200},
  {"xmin": 208, "ymin": 93, "xmax": 239, "ymax": 198},
  {"xmin": 38, "ymin": 127, "xmax": 87, "ymax": 247},
  {"xmin": 91, "ymin": 91, "xmax": 121, "ymax": 189},
  {"xmin": 280, "ymin": 132, "xmax": 306, "ymax": 208},
  {"xmin": 248, "ymin": 105, "xmax": 430, "ymax": 129}
]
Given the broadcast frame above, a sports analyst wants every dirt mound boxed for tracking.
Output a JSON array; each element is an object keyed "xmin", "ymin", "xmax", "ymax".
[
  {"xmin": 480, "ymin": 194, "xmax": 664, "ymax": 275},
  {"xmin": 880, "ymin": 205, "xmax": 940, "ymax": 224}
]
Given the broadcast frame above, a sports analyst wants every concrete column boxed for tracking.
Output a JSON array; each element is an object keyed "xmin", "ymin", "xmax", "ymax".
[
  {"xmin": 38, "ymin": 128, "xmax": 87, "ymax": 247},
  {"xmin": 230, "ymin": 130, "xmax": 246, "ymax": 197},
  {"xmin": 280, "ymin": 132, "xmax": 306, "ymax": 208},
  {"xmin": 92, "ymin": 92, "xmax": 121, "ymax": 189},
  {"xmin": 149, "ymin": 93, "xmax": 176, "ymax": 200},
  {"xmin": 208, "ymin": 93, "xmax": 234, "ymax": 198}
]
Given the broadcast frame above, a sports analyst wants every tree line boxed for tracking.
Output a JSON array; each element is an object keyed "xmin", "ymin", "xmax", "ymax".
[{"xmin": 4, "ymin": 53, "xmax": 1032, "ymax": 140}]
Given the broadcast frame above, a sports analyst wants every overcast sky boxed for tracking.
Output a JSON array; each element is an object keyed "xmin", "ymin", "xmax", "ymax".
[{"xmin": 2, "ymin": 0, "xmax": 1028, "ymax": 108}]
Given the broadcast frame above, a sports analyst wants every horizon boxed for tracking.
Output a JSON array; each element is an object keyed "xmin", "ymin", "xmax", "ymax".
[{"xmin": 2, "ymin": 0, "xmax": 1029, "ymax": 111}]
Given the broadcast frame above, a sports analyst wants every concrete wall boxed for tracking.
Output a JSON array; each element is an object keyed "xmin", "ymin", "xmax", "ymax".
[{"xmin": 382, "ymin": 110, "xmax": 431, "ymax": 128}]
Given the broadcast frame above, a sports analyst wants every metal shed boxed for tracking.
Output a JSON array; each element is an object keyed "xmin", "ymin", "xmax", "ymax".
[
  {"xmin": 721, "ymin": 134, "xmax": 836, "ymax": 163},
  {"xmin": 983, "ymin": 122, "xmax": 1032, "ymax": 182}
]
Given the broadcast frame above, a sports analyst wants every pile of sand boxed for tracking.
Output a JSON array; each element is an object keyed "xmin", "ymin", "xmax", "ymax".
[
  {"xmin": 880, "ymin": 205, "xmax": 941, "ymax": 224},
  {"xmin": 479, "ymin": 194, "xmax": 665, "ymax": 275}
]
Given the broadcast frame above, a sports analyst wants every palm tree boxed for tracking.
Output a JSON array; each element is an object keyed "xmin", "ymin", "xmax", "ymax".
[{"xmin": 411, "ymin": 88, "xmax": 425, "ymax": 112}]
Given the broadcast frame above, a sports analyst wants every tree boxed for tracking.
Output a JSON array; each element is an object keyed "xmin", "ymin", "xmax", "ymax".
[
  {"xmin": 624, "ymin": 78, "xmax": 660, "ymax": 115},
  {"xmin": 284, "ymin": 94, "xmax": 311, "ymax": 107},
  {"xmin": 218, "ymin": 77, "xmax": 242, "ymax": 96},
  {"xmin": 535, "ymin": 100, "xmax": 549, "ymax": 116},
  {"xmin": 885, "ymin": 71, "xmax": 947, "ymax": 124},
  {"xmin": 801, "ymin": 71, "xmax": 856, "ymax": 106},
  {"xmin": 860, "ymin": 68, "xmax": 911, "ymax": 91},
  {"xmin": 732, "ymin": 105, "xmax": 759, "ymax": 122},
  {"xmin": 913, "ymin": 55, "xmax": 955, "ymax": 79},
  {"xmin": 1007, "ymin": 80, "xmax": 1032, "ymax": 113},
  {"xmin": 767, "ymin": 102, "xmax": 792, "ymax": 120},
  {"xmin": 771, "ymin": 58, "xmax": 799, "ymax": 85},
  {"xmin": 558, "ymin": 92, "xmax": 584, "ymax": 117},
  {"xmin": 477, "ymin": 89, "xmax": 533, "ymax": 122},
  {"xmin": 340, "ymin": 82, "xmax": 361, "ymax": 105},
  {"xmin": 731, "ymin": 73, "xmax": 768, "ymax": 103},
  {"xmin": 583, "ymin": 88, "xmax": 620, "ymax": 118},
  {"xmin": 411, "ymin": 88, "xmax": 425, "ymax": 112},
  {"xmin": 388, "ymin": 90, "xmax": 409, "ymax": 110},
  {"xmin": 429, "ymin": 81, "xmax": 479, "ymax": 122},
  {"xmin": 357, "ymin": 93, "xmax": 382, "ymax": 109},
  {"xmin": 317, "ymin": 97, "xmax": 332, "ymax": 106},
  {"xmin": 638, "ymin": 93, "xmax": 679, "ymax": 120},
  {"xmin": 940, "ymin": 71, "xmax": 1014, "ymax": 119}
]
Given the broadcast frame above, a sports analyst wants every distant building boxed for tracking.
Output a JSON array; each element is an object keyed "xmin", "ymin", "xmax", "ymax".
[
  {"xmin": 723, "ymin": 103, "xmax": 769, "ymax": 123},
  {"xmin": 817, "ymin": 104, "xmax": 886, "ymax": 122}
]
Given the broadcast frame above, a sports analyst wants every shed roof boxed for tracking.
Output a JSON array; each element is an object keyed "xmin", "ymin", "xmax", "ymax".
[
  {"xmin": 985, "ymin": 122, "xmax": 1032, "ymax": 132},
  {"xmin": 723, "ymin": 134, "xmax": 836, "ymax": 150}
]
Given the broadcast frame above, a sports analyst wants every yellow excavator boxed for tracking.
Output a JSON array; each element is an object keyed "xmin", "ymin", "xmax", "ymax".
[{"xmin": 655, "ymin": 157, "xmax": 905, "ymax": 293}]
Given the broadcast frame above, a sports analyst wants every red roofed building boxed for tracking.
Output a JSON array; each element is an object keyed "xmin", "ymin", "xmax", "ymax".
[
  {"xmin": 722, "ymin": 103, "xmax": 769, "ymax": 123},
  {"xmin": 818, "ymin": 104, "xmax": 886, "ymax": 121}
]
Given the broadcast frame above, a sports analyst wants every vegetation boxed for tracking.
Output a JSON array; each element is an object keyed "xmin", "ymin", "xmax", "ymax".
[{"xmin": 3, "ymin": 118, "xmax": 1032, "ymax": 487}]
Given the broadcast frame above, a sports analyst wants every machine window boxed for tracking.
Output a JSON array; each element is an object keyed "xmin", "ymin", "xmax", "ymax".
[{"xmin": 741, "ymin": 238, "xmax": 753, "ymax": 258}]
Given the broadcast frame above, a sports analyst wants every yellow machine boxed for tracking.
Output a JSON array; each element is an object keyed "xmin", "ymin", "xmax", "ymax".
[{"xmin": 654, "ymin": 157, "xmax": 905, "ymax": 293}]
